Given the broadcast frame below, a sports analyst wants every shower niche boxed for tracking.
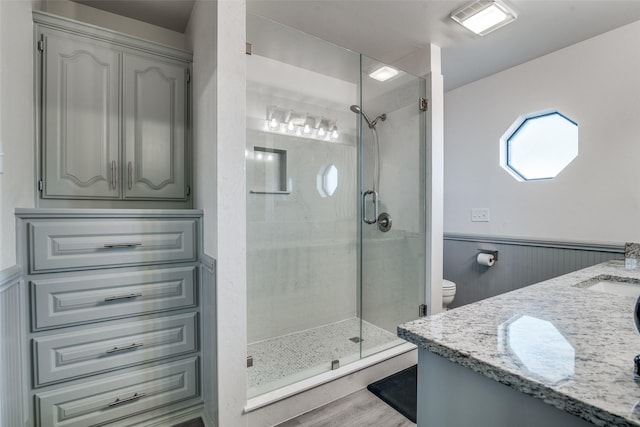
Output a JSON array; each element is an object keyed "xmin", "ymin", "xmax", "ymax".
[
  {"xmin": 246, "ymin": 13, "xmax": 426, "ymax": 399},
  {"xmin": 249, "ymin": 147, "xmax": 289, "ymax": 195}
]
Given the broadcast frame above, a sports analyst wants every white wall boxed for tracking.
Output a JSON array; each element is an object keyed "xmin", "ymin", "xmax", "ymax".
[
  {"xmin": 188, "ymin": 1, "xmax": 248, "ymax": 426},
  {"xmin": 33, "ymin": 0, "xmax": 186, "ymax": 49},
  {"xmin": 185, "ymin": 3, "xmax": 219, "ymax": 423},
  {"xmin": 0, "ymin": 0, "xmax": 35, "ymax": 269},
  {"xmin": 444, "ymin": 19, "xmax": 640, "ymax": 244},
  {"xmin": 186, "ymin": 0, "xmax": 218, "ymax": 259}
]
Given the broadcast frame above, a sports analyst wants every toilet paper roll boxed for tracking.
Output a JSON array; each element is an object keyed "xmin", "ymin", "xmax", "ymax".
[{"xmin": 477, "ymin": 253, "xmax": 495, "ymax": 267}]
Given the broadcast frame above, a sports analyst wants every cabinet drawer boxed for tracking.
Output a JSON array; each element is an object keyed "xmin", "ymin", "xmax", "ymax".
[
  {"xmin": 32, "ymin": 267, "xmax": 196, "ymax": 329},
  {"xmin": 29, "ymin": 219, "xmax": 196, "ymax": 272},
  {"xmin": 33, "ymin": 313, "xmax": 197, "ymax": 386},
  {"xmin": 35, "ymin": 356, "xmax": 199, "ymax": 427}
]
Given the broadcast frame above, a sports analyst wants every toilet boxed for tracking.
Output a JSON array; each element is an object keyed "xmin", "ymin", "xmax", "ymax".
[{"xmin": 442, "ymin": 279, "xmax": 457, "ymax": 310}]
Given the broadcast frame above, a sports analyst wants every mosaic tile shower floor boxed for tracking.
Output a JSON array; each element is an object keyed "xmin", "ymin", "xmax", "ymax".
[{"xmin": 247, "ymin": 317, "xmax": 401, "ymax": 397}]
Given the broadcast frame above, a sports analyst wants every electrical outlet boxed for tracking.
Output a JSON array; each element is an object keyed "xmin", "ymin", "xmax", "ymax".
[{"xmin": 471, "ymin": 208, "xmax": 490, "ymax": 222}]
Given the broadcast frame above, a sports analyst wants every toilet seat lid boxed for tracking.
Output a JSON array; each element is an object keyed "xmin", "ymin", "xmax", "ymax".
[{"xmin": 443, "ymin": 279, "xmax": 456, "ymax": 289}]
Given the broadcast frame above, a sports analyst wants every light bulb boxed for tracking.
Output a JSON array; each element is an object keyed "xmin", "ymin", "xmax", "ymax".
[
  {"xmin": 256, "ymin": 153, "xmax": 263, "ymax": 160},
  {"xmin": 269, "ymin": 118, "xmax": 278, "ymax": 130},
  {"xmin": 318, "ymin": 127, "xmax": 326, "ymax": 138},
  {"xmin": 303, "ymin": 124, "xmax": 312, "ymax": 135},
  {"xmin": 330, "ymin": 129, "xmax": 339, "ymax": 140},
  {"xmin": 287, "ymin": 121, "xmax": 295, "ymax": 132},
  {"xmin": 267, "ymin": 154, "xmax": 273, "ymax": 161}
]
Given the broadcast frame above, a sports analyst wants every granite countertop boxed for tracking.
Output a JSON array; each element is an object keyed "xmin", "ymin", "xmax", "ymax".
[{"xmin": 398, "ymin": 260, "xmax": 640, "ymax": 427}]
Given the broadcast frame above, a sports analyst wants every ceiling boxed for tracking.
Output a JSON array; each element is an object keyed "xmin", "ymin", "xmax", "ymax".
[{"xmin": 72, "ymin": 0, "xmax": 640, "ymax": 91}]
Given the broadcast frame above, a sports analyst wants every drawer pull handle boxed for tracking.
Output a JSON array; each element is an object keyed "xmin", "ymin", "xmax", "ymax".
[
  {"xmin": 104, "ymin": 292, "xmax": 142, "ymax": 302},
  {"xmin": 128, "ymin": 161, "xmax": 133, "ymax": 190},
  {"xmin": 111, "ymin": 161, "xmax": 117, "ymax": 190},
  {"xmin": 106, "ymin": 342, "xmax": 144, "ymax": 354},
  {"xmin": 103, "ymin": 242, "xmax": 142, "ymax": 249},
  {"xmin": 108, "ymin": 392, "xmax": 146, "ymax": 407}
]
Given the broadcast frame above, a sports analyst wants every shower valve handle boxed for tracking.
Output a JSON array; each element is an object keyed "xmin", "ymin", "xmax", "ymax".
[{"xmin": 363, "ymin": 190, "xmax": 378, "ymax": 224}]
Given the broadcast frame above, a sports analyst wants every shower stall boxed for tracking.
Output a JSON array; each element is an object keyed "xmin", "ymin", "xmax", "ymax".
[{"xmin": 246, "ymin": 14, "xmax": 427, "ymax": 398}]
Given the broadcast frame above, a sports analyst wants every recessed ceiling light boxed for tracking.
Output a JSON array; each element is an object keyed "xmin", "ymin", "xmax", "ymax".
[
  {"xmin": 451, "ymin": 0, "xmax": 517, "ymax": 36},
  {"xmin": 368, "ymin": 66, "xmax": 399, "ymax": 82}
]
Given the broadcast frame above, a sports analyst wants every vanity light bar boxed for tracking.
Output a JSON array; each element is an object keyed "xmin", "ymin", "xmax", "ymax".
[{"xmin": 265, "ymin": 106, "xmax": 339, "ymax": 141}]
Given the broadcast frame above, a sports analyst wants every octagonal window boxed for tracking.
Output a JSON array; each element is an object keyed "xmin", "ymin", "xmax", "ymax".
[
  {"xmin": 501, "ymin": 110, "xmax": 578, "ymax": 181},
  {"xmin": 316, "ymin": 164, "xmax": 338, "ymax": 197}
]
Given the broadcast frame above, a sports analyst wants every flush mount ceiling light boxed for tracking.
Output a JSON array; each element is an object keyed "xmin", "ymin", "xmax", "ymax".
[
  {"xmin": 451, "ymin": 0, "xmax": 517, "ymax": 36},
  {"xmin": 368, "ymin": 65, "xmax": 399, "ymax": 82}
]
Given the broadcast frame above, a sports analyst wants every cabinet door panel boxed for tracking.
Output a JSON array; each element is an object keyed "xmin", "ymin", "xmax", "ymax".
[
  {"xmin": 123, "ymin": 54, "xmax": 187, "ymax": 200},
  {"xmin": 42, "ymin": 30, "xmax": 120, "ymax": 198}
]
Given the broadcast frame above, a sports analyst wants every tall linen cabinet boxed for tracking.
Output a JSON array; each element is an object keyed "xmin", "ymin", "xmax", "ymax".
[{"xmin": 18, "ymin": 11, "xmax": 208, "ymax": 427}]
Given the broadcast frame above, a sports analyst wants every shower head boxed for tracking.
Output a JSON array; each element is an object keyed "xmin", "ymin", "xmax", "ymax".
[
  {"xmin": 371, "ymin": 113, "xmax": 387, "ymax": 128},
  {"xmin": 350, "ymin": 104, "xmax": 373, "ymax": 129},
  {"xmin": 349, "ymin": 105, "xmax": 386, "ymax": 129}
]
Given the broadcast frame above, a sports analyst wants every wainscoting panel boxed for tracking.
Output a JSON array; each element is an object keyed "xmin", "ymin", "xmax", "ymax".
[
  {"xmin": 0, "ymin": 265, "xmax": 25, "ymax": 427},
  {"xmin": 443, "ymin": 234, "xmax": 624, "ymax": 308}
]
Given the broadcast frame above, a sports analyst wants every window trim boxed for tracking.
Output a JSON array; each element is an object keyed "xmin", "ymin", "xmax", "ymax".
[{"xmin": 500, "ymin": 109, "xmax": 578, "ymax": 182}]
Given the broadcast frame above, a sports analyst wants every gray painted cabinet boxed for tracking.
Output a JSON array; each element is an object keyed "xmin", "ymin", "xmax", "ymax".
[
  {"xmin": 17, "ymin": 209, "xmax": 204, "ymax": 427},
  {"xmin": 41, "ymin": 29, "xmax": 121, "ymax": 199},
  {"xmin": 37, "ymin": 16, "xmax": 191, "ymax": 202},
  {"xmin": 123, "ymin": 53, "xmax": 187, "ymax": 200}
]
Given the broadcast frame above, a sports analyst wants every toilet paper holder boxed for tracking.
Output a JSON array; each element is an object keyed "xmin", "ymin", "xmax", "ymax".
[{"xmin": 478, "ymin": 249, "xmax": 498, "ymax": 261}]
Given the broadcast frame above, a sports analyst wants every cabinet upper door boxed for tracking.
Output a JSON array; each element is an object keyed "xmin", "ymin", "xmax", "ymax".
[
  {"xmin": 123, "ymin": 53, "xmax": 188, "ymax": 200},
  {"xmin": 42, "ymin": 30, "xmax": 121, "ymax": 199}
]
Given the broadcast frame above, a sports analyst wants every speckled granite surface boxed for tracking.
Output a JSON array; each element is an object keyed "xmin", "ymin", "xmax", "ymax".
[
  {"xmin": 398, "ymin": 260, "xmax": 640, "ymax": 427},
  {"xmin": 626, "ymin": 243, "xmax": 640, "ymax": 259}
]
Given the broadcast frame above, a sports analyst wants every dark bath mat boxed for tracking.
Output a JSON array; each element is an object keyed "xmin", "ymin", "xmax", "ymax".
[{"xmin": 367, "ymin": 364, "xmax": 417, "ymax": 423}]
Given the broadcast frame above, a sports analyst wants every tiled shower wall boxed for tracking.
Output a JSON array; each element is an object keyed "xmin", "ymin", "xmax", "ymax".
[
  {"xmin": 246, "ymin": 128, "xmax": 358, "ymax": 343},
  {"xmin": 444, "ymin": 234, "xmax": 624, "ymax": 308}
]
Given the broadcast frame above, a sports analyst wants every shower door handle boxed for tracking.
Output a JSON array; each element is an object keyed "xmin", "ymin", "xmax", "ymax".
[{"xmin": 363, "ymin": 190, "xmax": 378, "ymax": 224}]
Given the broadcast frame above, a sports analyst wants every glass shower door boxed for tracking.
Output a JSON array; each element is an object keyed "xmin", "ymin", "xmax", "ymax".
[
  {"xmin": 245, "ymin": 14, "xmax": 362, "ymax": 398},
  {"xmin": 358, "ymin": 55, "xmax": 426, "ymax": 357},
  {"xmin": 245, "ymin": 14, "xmax": 427, "ymax": 399}
]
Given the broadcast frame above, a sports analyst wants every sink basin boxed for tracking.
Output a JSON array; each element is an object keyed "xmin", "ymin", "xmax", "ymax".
[{"xmin": 573, "ymin": 275, "xmax": 640, "ymax": 298}]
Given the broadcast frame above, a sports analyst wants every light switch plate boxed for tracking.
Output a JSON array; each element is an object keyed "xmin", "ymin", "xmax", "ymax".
[{"xmin": 471, "ymin": 208, "xmax": 490, "ymax": 222}]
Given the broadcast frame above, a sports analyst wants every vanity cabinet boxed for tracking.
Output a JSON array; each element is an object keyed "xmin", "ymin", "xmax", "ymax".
[
  {"xmin": 16, "ymin": 209, "xmax": 204, "ymax": 427},
  {"xmin": 36, "ymin": 13, "xmax": 191, "ymax": 202}
]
